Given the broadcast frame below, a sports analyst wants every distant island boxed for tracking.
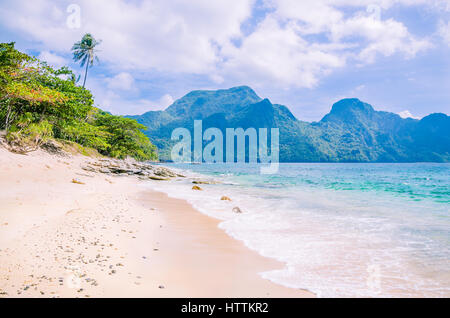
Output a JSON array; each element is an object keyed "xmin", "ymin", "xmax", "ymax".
[{"xmin": 129, "ymin": 86, "xmax": 450, "ymax": 163}]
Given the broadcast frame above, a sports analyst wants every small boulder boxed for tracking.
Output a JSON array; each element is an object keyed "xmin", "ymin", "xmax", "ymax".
[
  {"xmin": 41, "ymin": 139, "xmax": 68, "ymax": 157},
  {"xmin": 99, "ymin": 168, "xmax": 111, "ymax": 174},
  {"xmin": 220, "ymin": 196, "xmax": 232, "ymax": 201},
  {"xmin": 232, "ymin": 206, "xmax": 242, "ymax": 213},
  {"xmin": 155, "ymin": 168, "xmax": 177, "ymax": 178},
  {"xmin": 192, "ymin": 185, "xmax": 203, "ymax": 191},
  {"xmin": 82, "ymin": 165, "xmax": 97, "ymax": 172},
  {"xmin": 149, "ymin": 175, "xmax": 169, "ymax": 181}
]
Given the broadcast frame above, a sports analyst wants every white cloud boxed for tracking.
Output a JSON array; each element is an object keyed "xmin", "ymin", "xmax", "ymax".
[
  {"xmin": 330, "ymin": 15, "xmax": 431, "ymax": 63},
  {"xmin": 37, "ymin": 51, "xmax": 67, "ymax": 69},
  {"xmin": 0, "ymin": 0, "xmax": 78, "ymax": 52},
  {"xmin": 439, "ymin": 20, "xmax": 450, "ymax": 46},
  {"xmin": 109, "ymin": 96, "xmax": 174, "ymax": 115},
  {"xmin": 267, "ymin": 0, "xmax": 432, "ymax": 64},
  {"xmin": 158, "ymin": 94, "xmax": 175, "ymax": 109},
  {"xmin": 210, "ymin": 74, "xmax": 225, "ymax": 84},
  {"xmin": 221, "ymin": 16, "xmax": 345, "ymax": 88},
  {"xmin": 0, "ymin": 0, "xmax": 439, "ymax": 91},
  {"xmin": 106, "ymin": 72, "xmax": 135, "ymax": 91},
  {"xmin": 89, "ymin": 74, "xmax": 174, "ymax": 114},
  {"xmin": 0, "ymin": 0, "xmax": 254, "ymax": 73},
  {"xmin": 264, "ymin": 0, "xmax": 344, "ymax": 34},
  {"xmin": 218, "ymin": 0, "xmax": 432, "ymax": 88},
  {"xmin": 105, "ymin": 94, "xmax": 175, "ymax": 115},
  {"xmin": 398, "ymin": 110, "xmax": 421, "ymax": 119}
]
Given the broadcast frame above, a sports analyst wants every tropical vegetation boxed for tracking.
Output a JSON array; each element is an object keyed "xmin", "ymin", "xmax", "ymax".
[
  {"xmin": 0, "ymin": 42, "xmax": 157, "ymax": 161},
  {"xmin": 71, "ymin": 33, "xmax": 101, "ymax": 88}
]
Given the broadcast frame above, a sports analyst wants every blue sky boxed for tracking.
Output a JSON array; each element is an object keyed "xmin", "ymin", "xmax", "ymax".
[{"xmin": 0, "ymin": 0, "xmax": 449, "ymax": 121}]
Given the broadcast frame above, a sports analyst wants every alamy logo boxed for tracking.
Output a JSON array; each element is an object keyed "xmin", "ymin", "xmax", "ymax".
[
  {"xmin": 66, "ymin": 4, "xmax": 81, "ymax": 29},
  {"xmin": 171, "ymin": 120, "xmax": 279, "ymax": 174}
]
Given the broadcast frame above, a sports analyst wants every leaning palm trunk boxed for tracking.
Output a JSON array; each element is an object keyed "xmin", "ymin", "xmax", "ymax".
[{"xmin": 82, "ymin": 59, "xmax": 89, "ymax": 88}]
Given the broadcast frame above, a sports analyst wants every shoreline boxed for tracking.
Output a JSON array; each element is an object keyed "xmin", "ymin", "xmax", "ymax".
[
  {"xmin": 138, "ymin": 190, "xmax": 314, "ymax": 297},
  {"xmin": 0, "ymin": 147, "xmax": 314, "ymax": 297}
]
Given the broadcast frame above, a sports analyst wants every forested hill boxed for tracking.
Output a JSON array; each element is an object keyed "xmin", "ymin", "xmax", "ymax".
[{"xmin": 129, "ymin": 86, "xmax": 450, "ymax": 162}]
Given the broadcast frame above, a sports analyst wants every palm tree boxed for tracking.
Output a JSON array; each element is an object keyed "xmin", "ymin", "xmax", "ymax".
[{"xmin": 71, "ymin": 33, "xmax": 101, "ymax": 88}]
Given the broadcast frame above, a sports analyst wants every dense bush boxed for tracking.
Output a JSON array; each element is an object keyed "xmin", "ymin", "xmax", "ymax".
[{"xmin": 0, "ymin": 42, "xmax": 157, "ymax": 161}]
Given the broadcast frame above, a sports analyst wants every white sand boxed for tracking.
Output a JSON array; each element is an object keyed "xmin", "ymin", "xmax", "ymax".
[{"xmin": 0, "ymin": 147, "xmax": 313, "ymax": 297}]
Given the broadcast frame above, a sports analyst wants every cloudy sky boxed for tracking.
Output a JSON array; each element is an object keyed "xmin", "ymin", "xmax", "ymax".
[{"xmin": 1, "ymin": 0, "xmax": 449, "ymax": 121}]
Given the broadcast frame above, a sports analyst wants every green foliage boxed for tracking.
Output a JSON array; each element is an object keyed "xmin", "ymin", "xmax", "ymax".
[
  {"xmin": 94, "ymin": 111, "xmax": 157, "ymax": 160},
  {"xmin": 0, "ymin": 42, "xmax": 157, "ymax": 161},
  {"xmin": 59, "ymin": 120, "xmax": 110, "ymax": 152},
  {"xmin": 7, "ymin": 119, "xmax": 54, "ymax": 151}
]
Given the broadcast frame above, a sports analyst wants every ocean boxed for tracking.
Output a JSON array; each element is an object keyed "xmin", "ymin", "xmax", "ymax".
[{"xmin": 145, "ymin": 163, "xmax": 450, "ymax": 297}]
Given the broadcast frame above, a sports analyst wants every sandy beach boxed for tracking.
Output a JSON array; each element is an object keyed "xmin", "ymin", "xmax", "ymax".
[{"xmin": 0, "ymin": 146, "xmax": 313, "ymax": 298}]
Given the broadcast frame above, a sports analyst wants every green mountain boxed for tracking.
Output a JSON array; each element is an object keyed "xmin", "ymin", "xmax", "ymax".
[{"xmin": 128, "ymin": 86, "xmax": 450, "ymax": 162}]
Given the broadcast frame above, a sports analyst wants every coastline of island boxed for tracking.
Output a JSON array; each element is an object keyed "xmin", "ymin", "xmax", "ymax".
[{"xmin": 0, "ymin": 145, "xmax": 314, "ymax": 298}]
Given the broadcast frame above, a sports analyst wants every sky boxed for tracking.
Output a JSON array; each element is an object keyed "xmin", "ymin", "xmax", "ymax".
[{"xmin": 0, "ymin": 0, "xmax": 449, "ymax": 121}]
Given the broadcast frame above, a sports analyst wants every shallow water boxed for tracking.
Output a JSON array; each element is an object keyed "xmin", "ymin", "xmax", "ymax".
[{"xmin": 145, "ymin": 163, "xmax": 450, "ymax": 297}]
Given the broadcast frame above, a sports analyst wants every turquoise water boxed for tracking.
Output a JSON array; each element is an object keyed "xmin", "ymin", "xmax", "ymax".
[{"xmin": 148, "ymin": 163, "xmax": 450, "ymax": 297}]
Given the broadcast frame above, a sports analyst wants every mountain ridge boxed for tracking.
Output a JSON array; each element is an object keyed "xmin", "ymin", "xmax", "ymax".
[{"xmin": 128, "ymin": 86, "xmax": 449, "ymax": 162}]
